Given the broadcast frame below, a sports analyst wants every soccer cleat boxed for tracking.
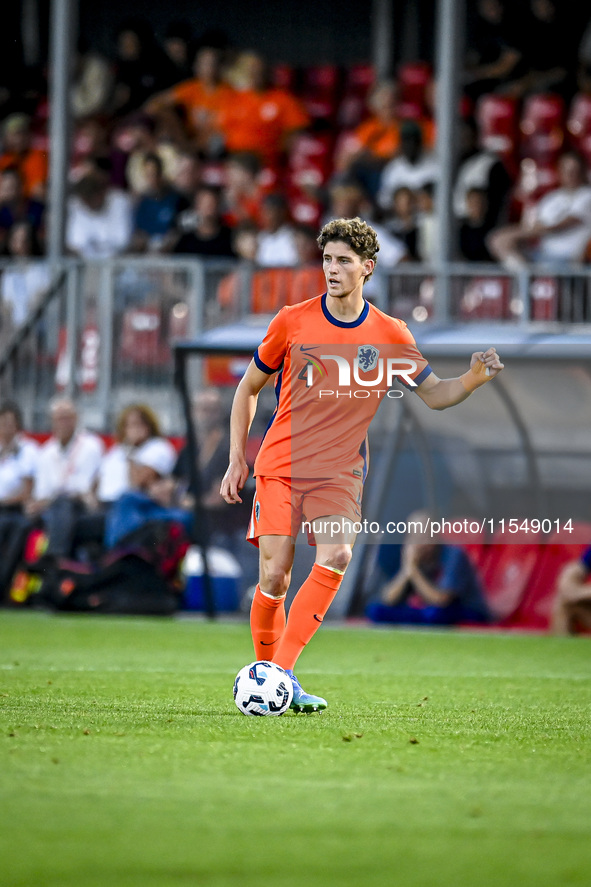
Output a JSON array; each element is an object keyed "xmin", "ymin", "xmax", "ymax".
[{"xmin": 286, "ymin": 669, "xmax": 327, "ymax": 713}]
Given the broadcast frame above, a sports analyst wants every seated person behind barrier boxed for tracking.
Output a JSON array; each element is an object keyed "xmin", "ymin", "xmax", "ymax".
[
  {"xmin": 551, "ymin": 546, "xmax": 591, "ymax": 635},
  {"xmin": 0, "ymin": 400, "xmax": 39, "ymax": 597},
  {"xmin": 26, "ymin": 398, "xmax": 104, "ymax": 557},
  {"xmin": 487, "ymin": 151, "xmax": 591, "ymax": 269},
  {"xmin": 104, "ymin": 436, "xmax": 186, "ymax": 549},
  {"xmin": 73, "ymin": 403, "xmax": 164, "ymax": 558},
  {"xmin": 365, "ymin": 512, "xmax": 490, "ymax": 626}
]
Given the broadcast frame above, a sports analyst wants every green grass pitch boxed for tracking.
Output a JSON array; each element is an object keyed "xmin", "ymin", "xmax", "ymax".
[{"xmin": 1, "ymin": 611, "xmax": 590, "ymax": 887}]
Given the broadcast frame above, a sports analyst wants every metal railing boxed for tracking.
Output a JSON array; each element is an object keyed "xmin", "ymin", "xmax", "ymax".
[{"xmin": 1, "ymin": 256, "xmax": 590, "ymax": 433}]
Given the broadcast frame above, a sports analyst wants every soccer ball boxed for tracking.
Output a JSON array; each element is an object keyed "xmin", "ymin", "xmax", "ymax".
[{"xmin": 233, "ymin": 660, "xmax": 293, "ymax": 716}]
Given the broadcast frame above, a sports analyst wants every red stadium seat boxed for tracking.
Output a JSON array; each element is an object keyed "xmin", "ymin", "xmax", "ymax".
[
  {"xmin": 288, "ymin": 132, "xmax": 334, "ymax": 191},
  {"xmin": 520, "ymin": 93, "xmax": 565, "ymax": 163},
  {"xmin": 459, "ymin": 276, "xmax": 513, "ymax": 320},
  {"xmin": 301, "ymin": 64, "xmax": 342, "ymax": 122},
  {"xmin": 287, "ymin": 189, "xmax": 324, "ymax": 227},
  {"xmin": 397, "ymin": 61, "xmax": 432, "ymax": 110},
  {"xmin": 118, "ymin": 306, "xmax": 171, "ymax": 368},
  {"xmin": 476, "ymin": 94, "xmax": 519, "ymax": 175},
  {"xmin": 529, "ymin": 277, "xmax": 559, "ymax": 321},
  {"xmin": 337, "ymin": 64, "xmax": 375, "ymax": 129}
]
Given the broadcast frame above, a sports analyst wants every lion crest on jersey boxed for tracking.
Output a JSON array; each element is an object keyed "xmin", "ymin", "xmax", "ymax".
[{"xmin": 357, "ymin": 345, "xmax": 379, "ymax": 372}]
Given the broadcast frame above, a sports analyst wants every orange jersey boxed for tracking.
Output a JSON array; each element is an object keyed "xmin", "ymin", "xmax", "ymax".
[
  {"xmin": 218, "ymin": 88, "xmax": 310, "ymax": 165},
  {"xmin": 0, "ymin": 149, "xmax": 48, "ymax": 198},
  {"xmin": 171, "ymin": 79, "xmax": 235, "ymax": 139},
  {"xmin": 353, "ymin": 118, "xmax": 401, "ymax": 160},
  {"xmin": 253, "ymin": 294, "xmax": 432, "ymax": 479}
]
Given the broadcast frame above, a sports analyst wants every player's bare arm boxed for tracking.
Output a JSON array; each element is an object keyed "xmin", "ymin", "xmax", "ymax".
[
  {"xmin": 416, "ymin": 347, "xmax": 504, "ymax": 411},
  {"xmin": 220, "ymin": 360, "xmax": 270, "ymax": 504}
]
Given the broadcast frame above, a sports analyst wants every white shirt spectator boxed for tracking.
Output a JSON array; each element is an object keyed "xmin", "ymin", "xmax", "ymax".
[
  {"xmin": 0, "ymin": 434, "xmax": 39, "ymax": 502},
  {"xmin": 66, "ymin": 189, "xmax": 133, "ymax": 259},
  {"xmin": 95, "ymin": 443, "xmax": 133, "ymax": 504},
  {"xmin": 532, "ymin": 186, "xmax": 591, "ymax": 262},
  {"xmin": 256, "ymin": 225, "xmax": 299, "ymax": 267},
  {"xmin": 378, "ymin": 153, "xmax": 440, "ymax": 211},
  {"xmin": 34, "ymin": 429, "xmax": 104, "ymax": 501}
]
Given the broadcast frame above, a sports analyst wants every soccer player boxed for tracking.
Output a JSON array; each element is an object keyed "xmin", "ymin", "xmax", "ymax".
[{"xmin": 220, "ymin": 217, "xmax": 504, "ymax": 712}]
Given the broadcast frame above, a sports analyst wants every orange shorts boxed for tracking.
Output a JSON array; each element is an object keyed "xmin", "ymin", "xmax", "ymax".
[{"xmin": 246, "ymin": 475, "xmax": 363, "ymax": 546}]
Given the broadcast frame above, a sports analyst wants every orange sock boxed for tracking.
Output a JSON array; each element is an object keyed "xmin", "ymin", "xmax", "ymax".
[
  {"xmin": 250, "ymin": 584, "xmax": 286, "ymax": 661},
  {"xmin": 273, "ymin": 563, "xmax": 344, "ymax": 671}
]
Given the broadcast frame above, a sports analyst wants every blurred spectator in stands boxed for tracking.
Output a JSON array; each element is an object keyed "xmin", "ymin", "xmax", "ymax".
[
  {"xmin": 222, "ymin": 152, "xmax": 265, "ymax": 228},
  {"xmin": 0, "ymin": 114, "xmax": 48, "ymax": 200},
  {"xmin": 130, "ymin": 153, "xmax": 184, "ymax": 254},
  {"xmin": 111, "ymin": 19, "xmax": 171, "ymax": 116},
  {"xmin": 488, "ymin": 151, "xmax": 591, "ymax": 269},
  {"xmin": 145, "ymin": 45, "xmax": 234, "ymax": 158},
  {"xmin": 551, "ymin": 546, "xmax": 591, "ymax": 635},
  {"xmin": 453, "ymin": 117, "xmax": 512, "ymax": 230},
  {"xmin": 66, "ymin": 161, "xmax": 133, "ymax": 259},
  {"xmin": 0, "ymin": 400, "xmax": 39, "ymax": 599},
  {"xmin": 463, "ymin": 0, "xmax": 523, "ymax": 102},
  {"xmin": 216, "ymin": 222, "xmax": 260, "ymax": 316},
  {"xmin": 0, "ymin": 167, "xmax": 44, "ymax": 253},
  {"xmin": 289, "ymin": 223, "xmax": 328, "ymax": 303},
  {"xmin": 70, "ymin": 119, "xmax": 112, "ymax": 185},
  {"xmin": 116, "ymin": 113, "xmax": 181, "ymax": 197},
  {"xmin": 337, "ymin": 80, "xmax": 438, "ymax": 201},
  {"xmin": 384, "ymin": 186, "xmax": 419, "ymax": 260},
  {"xmin": 256, "ymin": 193, "xmax": 298, "ymax": 266},
  {"xmin": 459, "ymin": 187, "xmax": 495, "ymax": 261},
  {"xmin": 325, "ymin": 179, "xmax": 407, "ymax": 300},
  {"xmin": 173, "ymin": 389, "xmax": 228, "ymax": 513},
  {"xmin": 377, "ymin": 121, "xmax": 439, "ymax": 212},
  {"xmin": 366, "ymin": 511, "xmax": 490, "ymax": 626},
  {"xmin": 336, "ymin": 81, "xmax": 401, "ymax": 198},
  {"xmin": 96, "ymin": 404, "xmax": 163, "ymax": 509},
  {"xmin": 1, "ymin": 222, "xmax": 50, "ymax": 329},
  {"xmin": 160, "ymin": 22, "xmax": 193, "ymax": 87},
  {"xmin": 415, "ymin": 182, "xmax": 438, "ymax": 263},
  {"xmin": 172, "ymin": 388, "xmax": 249, "ymax": 547},
  {"xmin": 508, "ymin": 0, "xmax": 575, "ymax": 100},
  {"xmin": 172, "ymin": 150, "xmax": 203, "ymax": 205},
  {"xmin": 104, "ymin": 436, "xmax": 184, "ymax": 549},
  {"xmin": 71, "ymin": 38, "xmax": 114, "ymax": 120},
  {"xmin": 25, "ymin": 398, "xmax": 104, "ymax": 558},
  {"xmin": 72, "ymin": 403, "xmax": 164, "ymax": 560},
  {"xmin": 173, "ymin": 184, "xmax": 235, "ymax": 257},
  {"xmin": 218, "ymin": 51, "xmax": 310, "ymax": 171}
]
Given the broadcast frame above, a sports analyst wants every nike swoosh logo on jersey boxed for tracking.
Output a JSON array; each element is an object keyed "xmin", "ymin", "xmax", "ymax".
[
  {"xmin": 313, "ymin": 614, "xmax": 323, "ymax": 623},
  {"xmin": 260, "ymin": 639, "xmax": 278, "ymax": 645}
]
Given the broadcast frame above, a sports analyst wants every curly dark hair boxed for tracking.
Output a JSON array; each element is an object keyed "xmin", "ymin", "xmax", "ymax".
[{"xmin": 317, "ymin": 217, "xmax": 380, "ymax": 282}]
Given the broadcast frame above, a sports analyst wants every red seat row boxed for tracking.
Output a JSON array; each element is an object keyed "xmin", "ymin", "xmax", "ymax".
[{"xmin": 477, "ymin": 92, "xmax": 591, "ymax": 173}]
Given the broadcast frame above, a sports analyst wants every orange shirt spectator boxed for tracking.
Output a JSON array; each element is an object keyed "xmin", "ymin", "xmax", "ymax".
[
  {"xmin": 0, "ymin": 115, "xmax": 48, "ymax": 200},
  {"xmin": 145, "ymin": 47, "xmax": 235, "ymax": 154},
  {"xmin": 171, "ymin": 78, "xmax": 235, "ymax": 141},
  {"xmin": 354, "ymin": 116, "xmax": 401, "ymax": 161},
  {"xmin": 219, "ymin": 53, "xmax": 309, "ymax": 168}
]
